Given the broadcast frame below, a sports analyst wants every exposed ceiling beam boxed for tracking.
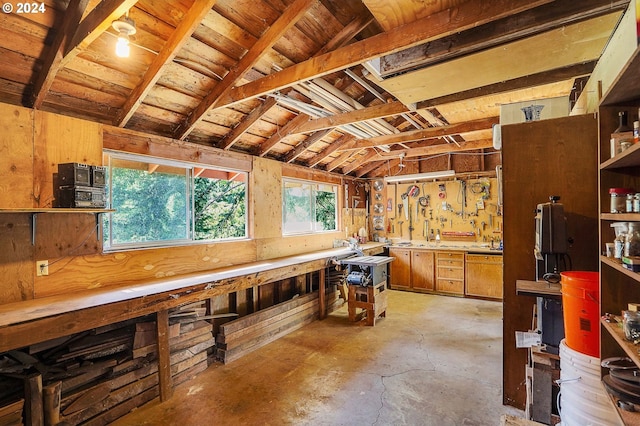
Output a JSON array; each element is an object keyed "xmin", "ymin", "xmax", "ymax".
[
  {"xmin": 173, "ymin": 0, "xmax": 315, "ymax": 141},
  {"xmin": 216, "ymin": 0, "xmax": 554, "ymax": 109},
  {"xmin": 257, "ymin": 113, "xmax": 310, "ymax": 157},
  {"xmin": 355, "ymin": 159, "xmax": 387, "ymax": 178},
  {"xmin": 337, "ymin": 116, "xmax": 499, "ymax": 151},
  {"xmin": 416, "ymin": 61, "xmax": 597, "ymax": 109},
  {"xmin": 374, "ymin": 139, "xmax": 495, "ymax": 161},
  {"xmin": 30, "ymin": 0, "xmax": 90, "ymax": 108},
  {"xmin": 218, "ymin": 97, "xmax": 278, "ymax": 150},
  {"xmin": 325, "ymin": 149, "xmax": 359, "ymax": 172},
  {"xmin": 294, "ymin": 101, "xmax": 408, "ymax": 134},
  {"xmin": 378, "ymin": 0, "xmax": 628, "ymax": 77},
  {"xmin": 63, "ymin": 0, "xmax": 140, "ymax": 65},
  {"xmin": 341, "ymin": 150, "xmax": 378, "ymax": 175},
  {"xmin": 115, "ymin": 0, "xmax": 217, "ymax": 127},
  {"xmin": 306, "ymin": 134, "xmax": 355, "ymax": 168},
  {"xmin": 284, "ymin": 129, "xmax": 333, "ymax": 163},
  {"xmin": 315, "ymin": 14, "xmax": 374, "ymax": 56}
]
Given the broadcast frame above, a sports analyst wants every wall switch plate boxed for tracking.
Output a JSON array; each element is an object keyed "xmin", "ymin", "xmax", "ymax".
[{"xmin": 36, "ymin": 260, "xmax": 48, "ymax": 276}]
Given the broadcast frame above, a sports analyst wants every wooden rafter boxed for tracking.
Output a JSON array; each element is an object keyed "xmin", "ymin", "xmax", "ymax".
[
  {"xmin": 284, "ymin": 129, "xmax": 333, "ymax": 163},
  {"xmin": 337, "ymin": 116, "xmax": 499, "ymax": 152},
  {"xmin": 30, "ymin": 0, "xmax": 90, "ymax": 108},
  {"xmin": 173, "ymin": 0, "xmax": 315, "ymax": 140},
  {"xmin": 379, "ymin": 0, "xmax": 628, "ymax": 77},
  {"xmin": 306, "ymin": 134, "xmax": 355, "ymax": 168},
  {"xmin": 115, "ymin": 0, "xmax": 218, "ymax": 127},
  {"xmin": 257, "ymin": 113, "xmax": 310, "ymax": 157},
  {"xmin": 341, "ymin": 150, "xmax": 378, "ymax": 175},
  {"xmin": 218, "ymin": 97, "xmax": 277, "ymax": 150},
  {"xmin": 374, "ymin": 139, "xmax": 495, "ymax": 161},
  {"xmin": 325, "ymin": 149, "xmax": 359, "ymax": 172},
  {"xmin": 216, "ymin": 0, "xmax": 554, "ymax": 109},
  {"xmin": 416, "ymin": 61, "xmax": 597, "ymax": 109},
  {"xmin": 355, "ymin": 159, "xmax": 387, "ymax": 178},
  {"xmin": 63, "ymin": 0, "xmax": 140, "ymax": 65},
  {"xmin": 294, "ymin": 101, "xmax": 408, "ymax": 134},
  {"xmin": 314, "ymin": 14, "xmax": 374, "ymax": 56}
]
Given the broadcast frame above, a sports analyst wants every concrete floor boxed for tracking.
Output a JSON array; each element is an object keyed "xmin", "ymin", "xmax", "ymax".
[{"xmin": 113, "ymin": 290, "xmax": 524, "ymax": 425}]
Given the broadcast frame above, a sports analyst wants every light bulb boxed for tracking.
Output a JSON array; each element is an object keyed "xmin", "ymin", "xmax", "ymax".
[{"xmin": 115, "ymin": 33, "xmax": 130, "ymax": 57}]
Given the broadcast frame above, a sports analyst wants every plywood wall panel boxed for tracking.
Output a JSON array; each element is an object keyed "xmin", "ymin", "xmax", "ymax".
[
  {"xmin": 0, "ymin": 214, "xmax": 33, "ymax": 302},
  {"xmin": 34, "ymin": 240, "xmax": 258, "ymax": 298},
  {"xmin": 0, "ymin": 103, "xmax": 34, "ymax": 208},
  {"xmin": 33, "ymin": 111, "xmax": 102, "ymax": 207},
  {"xmin": 253, "ymin": 157, "xmax": 282, "ymax": 240}
]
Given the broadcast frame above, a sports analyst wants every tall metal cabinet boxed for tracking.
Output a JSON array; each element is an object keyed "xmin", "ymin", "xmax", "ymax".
[{"xmin": 599, "ymin": 45, "xmax": 640, "ymax": 424}]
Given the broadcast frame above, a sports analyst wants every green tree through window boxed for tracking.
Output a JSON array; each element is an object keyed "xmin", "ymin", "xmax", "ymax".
[{"xmin": 103, "ymin": 152, "xmax": 247, "ymax": 250}]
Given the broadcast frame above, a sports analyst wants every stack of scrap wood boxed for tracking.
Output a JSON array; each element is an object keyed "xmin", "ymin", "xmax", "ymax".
[
  {"xmin": 0, "ymin": 399, "xmax": 23, "ymax": 425},
  {"xmin": 0, "ymin": 301, "xmax": 215, "ymax": 425},
  {"xmin": 216, "ymin": 292, "xmax": 319, "ymax": 364}
]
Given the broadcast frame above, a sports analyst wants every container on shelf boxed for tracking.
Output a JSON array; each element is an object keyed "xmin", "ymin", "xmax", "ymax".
[
  {"xmin": 560, "ymin": 271, "xmax": 599, "ymax": 357},
  {"xmin": 612, "ymin": 222, "xmax": 629, "ymax": 259},
  {"xmin": 609, "ymin": 188, "xmax": 634, "ymax": 213},
  {"xmin": 625, "ymin": 222, "xmax": 640, "ymax": 257}
]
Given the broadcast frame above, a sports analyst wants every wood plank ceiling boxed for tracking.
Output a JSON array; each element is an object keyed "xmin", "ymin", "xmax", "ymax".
[{"xmin": 0, "ymin": 0, "xmax": 627, "ymax": 178}]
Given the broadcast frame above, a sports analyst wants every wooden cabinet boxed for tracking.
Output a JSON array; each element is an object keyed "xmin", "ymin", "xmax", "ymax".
[
  {"xmin": 388, "ymin": 248, "xmax": 434, "ymax": 291},
  {"xmin": 411, "ymin": 250, "xmax": 435, "ymax": 291},
  {"xmin": 389, "ymin": 248, "xmax": 411, "ymax": 289},
  {"xmin": 435, "ymin": 251, "xmax": 464, "ymax": 295},
  {"xmin": 465, "ymin": 254, "xmax": 503, "ymax": 299},
  {"xmin": 598, "ymin": 44, "xmax": 640, "ymax": 425}
]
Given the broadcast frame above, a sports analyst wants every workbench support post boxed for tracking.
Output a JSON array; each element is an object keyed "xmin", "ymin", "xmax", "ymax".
[
  {"xmin": 319, "ymin": 268, "xmax": 326, "ymax": 319},
  {"xmin": 24, "ymin": 372, "xmax": 43, "ymax": 426},
  {"xmin": 156, "ymin": 309, "xmax": 173, "ymax": 402}
]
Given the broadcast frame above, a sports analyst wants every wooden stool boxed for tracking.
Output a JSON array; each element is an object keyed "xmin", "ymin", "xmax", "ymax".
[{"xmin": 347, "ymin": 281, "xmax": 387, "ymax": 326}]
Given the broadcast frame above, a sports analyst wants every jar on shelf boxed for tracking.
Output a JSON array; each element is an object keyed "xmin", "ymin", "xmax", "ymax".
[
  {"xmin": 627, "ymin": 193, "xmax": 634, "ymax": 213},
  {"xmin": 634, "ymin": 193, "xmax": 640, "ymax": 213},
  {"xmin": 623, "ymin": 310, "xmax": 640, "ymax": 343},
  {"xmin": 625, "ymin": 222, "xmax": 640, "ymax": 257},
  {"xmin": 610, "ymin": 188, "xmax": 634, "ymax": 213}
]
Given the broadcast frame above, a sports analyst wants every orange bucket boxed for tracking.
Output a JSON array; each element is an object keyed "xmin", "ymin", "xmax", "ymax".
[{"xmin": 560, "ymin": 271, "xmax": 600, "ymax": 357}]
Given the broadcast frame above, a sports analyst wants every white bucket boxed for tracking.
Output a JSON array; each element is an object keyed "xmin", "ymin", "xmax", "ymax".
[{"xmin": 558, "ymin": 339, "xmax": 621, "ymax": 426}]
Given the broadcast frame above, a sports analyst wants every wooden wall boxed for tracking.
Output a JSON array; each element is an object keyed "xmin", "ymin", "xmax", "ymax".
[
  {"xmin": 501, "ymin": 114, "xmax": 598, "ymax": 409},
  {"xmin": 0, "ymin": 102, "xmax": 343, "ymax": 302}
]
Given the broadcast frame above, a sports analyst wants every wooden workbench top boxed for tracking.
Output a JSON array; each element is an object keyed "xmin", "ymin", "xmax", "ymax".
[{"xmin": 0, "ymin": 243, "xmax": 385, "ymax": 330}]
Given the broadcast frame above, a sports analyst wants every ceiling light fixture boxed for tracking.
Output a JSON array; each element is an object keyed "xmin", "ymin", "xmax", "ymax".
[
  {"xmin": 112, "ymin": 15, "xmax": 136, "ymax": 58},
  {"xmin": 384, "ymin": 170, "xmax": 456, "ymax": 183}
]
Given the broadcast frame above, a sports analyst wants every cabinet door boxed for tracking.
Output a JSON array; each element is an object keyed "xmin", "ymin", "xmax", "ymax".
[
  {"xmin": 412, "ymin": 250, "xmax": 434, "ymax": 291},
  {"xmin": 389, "ymin": 248, "xmax": 411, "ymax": 289},
  {"xmin": 465, "ymin": 254, "xmax": 503, "ymax": 299}
]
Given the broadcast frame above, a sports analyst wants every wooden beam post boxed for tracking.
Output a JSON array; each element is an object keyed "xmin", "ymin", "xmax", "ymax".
[
  {"xmin": 156, "ymin": 309, "xmax": 172, "ymax": 402},
  {"xmin": 24, "ymin": 372, "xmax": 43, "ymax": 426},
  {"xmin": 319, "ymin": 268, "xmax": 326, "ymax": 320}
]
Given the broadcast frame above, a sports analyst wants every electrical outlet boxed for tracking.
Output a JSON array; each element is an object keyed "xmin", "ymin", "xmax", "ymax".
[{"xmin": 36, "ymin": 260, "xmax": 48, "ymax": 276}]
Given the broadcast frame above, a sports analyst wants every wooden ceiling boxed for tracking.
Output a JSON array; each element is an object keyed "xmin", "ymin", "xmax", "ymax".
[{"xmin": 0, "ymin": 0, "xmax": 628, "ymax": 178}]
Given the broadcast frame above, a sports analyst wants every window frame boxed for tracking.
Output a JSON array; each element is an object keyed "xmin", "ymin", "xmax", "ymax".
[
  {"xmin": 282, "ymin": 177, "xmax": 339, "ymax": 236},
  {"xmin": 102, "ymin": 150, "xmax": 249, "ymax": 252}
]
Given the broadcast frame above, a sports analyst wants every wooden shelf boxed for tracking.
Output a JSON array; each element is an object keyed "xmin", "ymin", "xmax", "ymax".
[
  {"xmin": 601, "ymin": 47, "xmax": 640, "ymax": 106},
  {"xmin": 601, "ymin": 317, "xmax": 640, "ymax": 365},
  {"xmin": 601, "ymin": 255, "xmax": 640, "ymax": 281},
  {"xmin": 601, "ymin": 213, "xmax": 640, "ymax": 222},
  {"xmin": 0, "ymin": 208, "xmax": 114, "ymax": 213},
  {"xmin": 601, "ymin": 142, "xmax": 640, "ymax": 170}
]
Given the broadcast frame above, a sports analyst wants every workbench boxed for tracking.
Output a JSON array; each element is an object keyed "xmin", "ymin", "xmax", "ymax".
[{"xmin": 0, "ymin": 243, "xmax": 385, "ymax": 401}]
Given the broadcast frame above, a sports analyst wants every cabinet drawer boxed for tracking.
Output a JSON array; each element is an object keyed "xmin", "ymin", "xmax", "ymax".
[
  {"xmin": 466, "ymin": 254, "xmax": 503, "ymax": 264},
  {"xmin": 436, "ymin": 279, "xmax": 464, "ymax": 294},
  {"xmin": 436, "ymin": 252, "xmax": 464, "ymax": 261},
  {"xmin": 437, "ymin": 266, "xmax": 464, "ymax": 280}
]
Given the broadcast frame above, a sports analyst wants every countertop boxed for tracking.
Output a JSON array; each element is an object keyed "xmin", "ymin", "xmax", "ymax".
[{"xmin": 385, "ymin": 241, "xmax": 502, "ymax": 254}]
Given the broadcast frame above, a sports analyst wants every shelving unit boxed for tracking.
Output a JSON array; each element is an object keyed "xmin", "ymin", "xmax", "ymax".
[{"xmin": 599, "ymin": 44, "xmax": 640, "ymax": 424}]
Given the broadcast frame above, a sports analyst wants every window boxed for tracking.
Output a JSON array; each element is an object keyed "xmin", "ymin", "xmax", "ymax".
[
  {"xmin": 283, "ymin": 178, "xmax": 338, "ymax": 235},
  {"xmin": 103, "ymin": 151, "xmax": 247, "ymax": 250}
]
